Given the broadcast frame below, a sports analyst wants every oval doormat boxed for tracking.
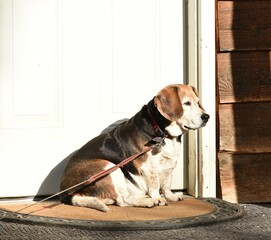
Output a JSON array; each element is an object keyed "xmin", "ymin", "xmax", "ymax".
[{"xmin": 0, "ymin": 198, "xmax": 244, "ymax": 231}]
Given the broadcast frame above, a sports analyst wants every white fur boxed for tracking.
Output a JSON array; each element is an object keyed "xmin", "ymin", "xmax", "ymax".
[
  {"xmin": 139, "ymin": 137, "xmax": 183, "ymax": 203},
  {"xmin": 108, "ymin": 137, "xmax": 183, "ymax": 208},
  {"xmin": 178, "ymin": 96, "xmax": 206, "ymax": 131},
  {"xmin": 71, "ymin": 195, "xmax": 110, "ymax": 212},
  {"xmin": 109, "ymin": 163, "xmax": 160, "ymax": 208}
]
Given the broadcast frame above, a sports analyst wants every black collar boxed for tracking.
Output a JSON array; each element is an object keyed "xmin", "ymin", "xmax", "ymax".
[{"xmin": 147, "ymin": 107, "xmax": 166, "ymax": 138}]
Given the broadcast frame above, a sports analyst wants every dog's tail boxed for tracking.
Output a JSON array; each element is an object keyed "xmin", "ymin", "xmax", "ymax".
[{"xmin": 59, "ymin": 194, "xmax": 111, "ymax": 212}]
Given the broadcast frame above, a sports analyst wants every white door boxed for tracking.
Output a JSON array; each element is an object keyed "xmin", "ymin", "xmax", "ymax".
[{"xmin": 0, "ymin": 0, "xmax": 184, "ymax": 197}]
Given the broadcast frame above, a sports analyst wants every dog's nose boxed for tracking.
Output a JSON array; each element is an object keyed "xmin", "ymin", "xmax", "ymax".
[{"xmin": 201, "ymin": 113, "xmax": 210, "ymax": 122}]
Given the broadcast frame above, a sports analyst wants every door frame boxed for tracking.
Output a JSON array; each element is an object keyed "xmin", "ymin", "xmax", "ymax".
[{"xmin": 186, "ymin": 0, "xmax": 216, "ymax": 198}]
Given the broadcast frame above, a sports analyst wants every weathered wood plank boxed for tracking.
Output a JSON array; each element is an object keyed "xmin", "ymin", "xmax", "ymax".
[
  {"xmin": 218, "ymin": 1, "xmax": 271, "ymax": 51},
  {"xmin": 217, "ymin": 52, "xmax": 271, "ymax": 103},
  {"xmin": 218, "ymin": 1, "xmax": 270, "ymax": 30},
  {"xmin": 218, "ymin": 152, "xmax": 271, "ymax": 203},
  {"xmin": 218, "ymin": 30, "xmax": 271, "ymax": 51},
  {"xmin": 219, "ymin": 103, "xmax": 271, "ymax": 153}
]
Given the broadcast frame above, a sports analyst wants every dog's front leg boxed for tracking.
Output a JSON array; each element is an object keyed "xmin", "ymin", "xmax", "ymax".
[
  {"xmin": 141, "ymin": 169, "xmax": 168, "ymax": 206},
  {"xmin": 161, "ymin": 173, "xmax": 183, "ymax": 202}
]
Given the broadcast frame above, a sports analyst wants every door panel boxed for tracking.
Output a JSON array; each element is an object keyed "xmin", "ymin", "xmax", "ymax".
[{"xmin": 0, "ymin": 0, "xmax": 184, "ymax": 197}]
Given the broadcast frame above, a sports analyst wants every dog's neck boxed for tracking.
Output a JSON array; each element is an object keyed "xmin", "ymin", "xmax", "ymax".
[{"xmin": 146, "ymin": 99, "xmax": 182, "ymax": 142}]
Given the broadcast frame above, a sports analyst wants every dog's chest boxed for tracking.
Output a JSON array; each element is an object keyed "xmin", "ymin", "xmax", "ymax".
[
  {"xmin": 160, "ymin": 138, "xmax": 182, "ymax": 160},
  {"xmin": 143, "ymin": 138, "xmax": 182, "ymax": 175}
]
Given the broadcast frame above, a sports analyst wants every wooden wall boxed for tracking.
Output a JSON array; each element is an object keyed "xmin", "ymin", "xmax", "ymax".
[{"xmin": 217, "ymin": 0, "xmax": 271, "ymax": 202}]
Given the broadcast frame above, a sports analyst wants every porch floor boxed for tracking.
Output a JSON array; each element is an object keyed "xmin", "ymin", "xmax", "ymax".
[{"xmin": 0, "ymin": 198, "xmax": 270, "ymax": 239}]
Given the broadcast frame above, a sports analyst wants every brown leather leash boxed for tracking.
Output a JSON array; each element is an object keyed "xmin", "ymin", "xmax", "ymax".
[{"xmin": 14, "ymin": 137, "xmax": 166, "ymax": 215}]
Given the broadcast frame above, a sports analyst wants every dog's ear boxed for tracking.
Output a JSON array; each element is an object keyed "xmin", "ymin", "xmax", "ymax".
[
  {"xmin": 154, "ymin": 85, "xmax": 183, "ymax": 121},
  {"xmin": 190, "ymin": 85, "xmax": 199, "ymax": 97},
  {"xmin": 190, "ymin": 85, "xmax": 205, "ymax": 111}
]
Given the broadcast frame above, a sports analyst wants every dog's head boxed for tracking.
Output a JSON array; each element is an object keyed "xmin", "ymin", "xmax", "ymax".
[{"xmin": 154, "ymin": 84, "xmax": 209, "ymax": 136}]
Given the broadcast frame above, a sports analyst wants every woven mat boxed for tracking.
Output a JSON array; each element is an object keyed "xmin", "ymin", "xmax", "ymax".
[
  {"xmin": 0, "ymin": 198, "xmax": 245, "ymax": 231},
  {"xmin": 0, "ymin": 198, "xmax": 215, "ymax": 221}
]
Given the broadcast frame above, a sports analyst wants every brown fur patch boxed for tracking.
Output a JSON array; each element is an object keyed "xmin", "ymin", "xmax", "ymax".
[
  {"xmin": 154, "ymin": 84, "xmax": 203, "ymax": 121},
  {"xmin": 61, "ymin": 159, "xmax": 118, "ymax": 200},
  {"xmin": 154, "ymin": 85, "xmax": 183, "ymax": 121}
]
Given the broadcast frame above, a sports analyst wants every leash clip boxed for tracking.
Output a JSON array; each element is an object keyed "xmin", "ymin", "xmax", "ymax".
[{"xmin": 152, "ymin": 135, "xmax": 167, "ymax": 147}]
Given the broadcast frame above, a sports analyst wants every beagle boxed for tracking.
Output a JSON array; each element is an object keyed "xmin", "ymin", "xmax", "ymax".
[{"xmin": 60, "ymin": 84, "xmax": 209, "ymax": 212}]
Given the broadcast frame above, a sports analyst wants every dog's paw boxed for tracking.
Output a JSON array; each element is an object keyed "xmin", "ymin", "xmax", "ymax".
[
  {"xmin": 165, "ymin": 192, "xmax": 183, "ymax": 202},
  {"xmin": 156, "ymin": 197, "xmax": 168, "ymax": 206},
  {"xmin": 144, "ymin": 198, "xmax": 161, "ymax": 208},
  {"xmin": 139, "ymin": 197, "xmax": 169, "ymax": 207},
  {"xmin": 125, "ymin": 196, "xmax": 160, "ymax": 208},
  {"xmin": 128, "ymin": 197, "xmax": 158, "ymax": 208}
]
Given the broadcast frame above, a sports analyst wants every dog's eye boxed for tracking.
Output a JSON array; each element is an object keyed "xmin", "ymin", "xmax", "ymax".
[{"xmin": 184, "ymin": 101, "xmax": 191, "ymax": 106}]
